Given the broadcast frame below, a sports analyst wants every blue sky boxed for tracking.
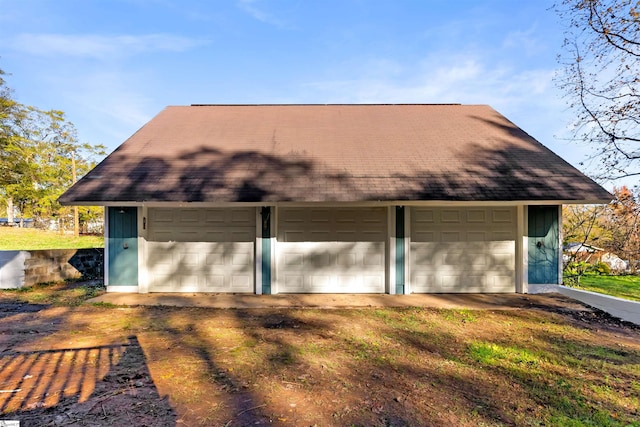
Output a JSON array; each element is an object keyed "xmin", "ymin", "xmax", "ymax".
[{"xmin": 0, "ymin": 0, "xmax": 599, "ymax": 182}]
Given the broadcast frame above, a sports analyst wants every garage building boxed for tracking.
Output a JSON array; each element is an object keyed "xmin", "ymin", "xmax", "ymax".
[{"xmin": 59, "ymin": 104, "xmax": 611, "ymax": 294}]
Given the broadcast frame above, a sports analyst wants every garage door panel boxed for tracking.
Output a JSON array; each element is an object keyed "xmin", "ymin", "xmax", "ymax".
[
  {"xmin": 439, "ymin": 275, "xmax": 488, "ymax": 292},
  {"xmin": 151, "ymin": 209, "xmax": 173, "ymax": 223},
  {"xmin": 444, "ymin": 251, "xmax": 486, "ymax": 267},
  {"xmin": 149, "ymin": 230, "xmax": 173, "ymax": 242},
  {"xmin": 279, "ymin": 208, "xmax": 386, "ymax": 242},
  {"xmin": 467, "ymin": 209, "xmax": 486, "ymax": 222},
  {"xmin": 283, "ymin": 231, "xmax": 305, "ymax": 242},
  {"xmin": 441, "ymin": 210, "xmax": 461, "ymax": 222},
  {"xmin": 203, "ymin": 231, "xmax": 225, "ymax": 241},
  {"xmin": 337, "ymin": 253, "xmax": 357, "ymax": 267},
  {"xmin": 204, "ymin": 210, "xmax": 225, "ymax": 223},
  {"xmin": 230, "ymin": 209, "xmax": 253, "ymax": 223},
  {"xmin": 228, "ymin": 230, "xmax": 254, "ymax": 242},
  {"xmin": 361, "ymin": 275, "xmax": 385, "ymax": 291},
  {"xmin": 310, "ymin": 231, "xmax": 332, "ymax": 240},
  {"xmin": 441, "ymin": 276, "xmax": 461, "ymax": 291},
  {"xmin": 336, "ymin": 230, "xmax": 357, "ymax": 239},
  {"xmin": 284, "ymin": 252, "xmax": 304, "ymax": 266},
  {"xmin": 442, "ymin": 231, "xmax": 461, "ymax": 242},
  {"xmin": 413, "ymin": 273, "xmax": 434, "ymax": 288},
  {"xmin": 232, "ymin": 252, "xmax": 252, "ymax": 266},
  {"xmin": 147, "ymin": 277, "xmax": 173, "ymax": 292},
  {"xmin": 364, "ymin": 252, "xmax": 384, "ymax": 266},
  {"xmin": 414, "ymin": 209, "xmax": 435, "ymax": 223},
  {"xmin": 283, "ymin": 275, "xmax": 304, "ymax": 291},
  {"xmin": 414, "ymin": 231, "xmax": 435, "ymax": 241},
  {"xmin": 311, "ymin": 276, "xmax": 332, "ymax": 289},
  {"xmin": 277, "ymin": 208, "xmax": 386, "ymax": 293},
  {"xmin": 204, "ymin": 275, "xmax": 225, "ymax": 289},
  {"xmin": 492, "ymin": 252, "xmax": 514, "ymax": 266},
  {"xmin": 280, "ymin": 209, "xmax": 305, "ymax": 222},
  {"xmin": 206, "ymin": 252, "xmax": 225, "ymax": 266},
  {"xmin": 231, "ymin": 275, "xmax": 252, "ymax": 290},
  {"xmin": 491, "ymin": 275, "xmax": 515, "ymax": 291},
  {"xmin": 461, "ymin": 275, "xmax": 487, "ymax": 288},
  {"xmin": 468, "ymin": 231, "xmax": 488, "ymax": 241},
  {"xmin": 147, "ymin": 244, "xmax": 175, "ymax": 270},
  {"xmin": 307, "ymin": 251, "xmax": 332, "ymax": 268},
  {"xmin": 179, "ymin": 210, "xmax": 200, "ymax": 223},
  {"xmin": 492, "ymin": 209, "xmax": 513, "ymax": 223},
  {"xmin": 311, "ymin": 209, "xmax": 331, "ymax": 221},
  {"xmin": 147, "ymin": 208, "xmax": 255, "ymax": 293},
  {"xmin": 179, "ymin": 252, "xmax": 200, "ymax": 267},
  {"xmin": 411, "ymin": 207, "xmax": 516, "ymax": 293},
  {"xmin": 493, "ymin": 231, "xmax": 514, "ymax": 241},
  {"xmin": 411, "ymin": 243, "xmax": 439, "ymax": 266}
]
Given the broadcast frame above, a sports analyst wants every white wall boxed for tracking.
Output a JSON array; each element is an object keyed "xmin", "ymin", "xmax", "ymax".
[{"xmin": 0, "ymin": 250, "xmax": 28, "ymax": 289}]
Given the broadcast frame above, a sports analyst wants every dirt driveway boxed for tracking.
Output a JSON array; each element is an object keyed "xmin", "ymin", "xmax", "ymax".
[{"xmin": 0, "ymin": 291, "xmax": 639, "ymax": 426}]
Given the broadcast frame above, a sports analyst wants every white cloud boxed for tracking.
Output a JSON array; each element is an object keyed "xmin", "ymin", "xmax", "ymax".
[
  {"xmin": 301, "ymin": 52, "xmax": 559, "ymax": 110},
  {"xmin": 67, "ymin": 71, "xmax": 155, "ymax": 144},
  {"xmin": 10, "ymin": 33, "xmax": 208, "ymax": 60},
  {"xmin": 502, "ymin": 25, "xmax": 545, "ymax": 56},
  {"xmin": 237, "ymin": 0, "xmax": 290, "ymax": 29}
]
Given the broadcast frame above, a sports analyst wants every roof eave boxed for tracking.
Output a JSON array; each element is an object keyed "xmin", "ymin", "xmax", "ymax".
[{"xmin": 58, "ymin": 197, "xmax": 614, "ymax": 207}]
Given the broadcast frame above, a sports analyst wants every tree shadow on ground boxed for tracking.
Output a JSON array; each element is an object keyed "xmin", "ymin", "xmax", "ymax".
[
  {"xmin": 143, "ymin": 308, "xmax": 275, "ymax": 426},
  {"xmin": 1, "ymin": 335, "xmax": 176, "ymax": 426}
]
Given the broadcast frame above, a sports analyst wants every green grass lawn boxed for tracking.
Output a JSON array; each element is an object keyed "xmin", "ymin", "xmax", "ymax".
[
  {"xmin": 0, "ymin": 227, "xmax": 103, "ymax": 250},
  {"xmin": 571, "ymin": 274, "xmax": 640, "ymax": 302}
]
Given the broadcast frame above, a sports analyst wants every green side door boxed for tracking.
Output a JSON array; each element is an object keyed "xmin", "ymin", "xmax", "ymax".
[
  {"xmin": 528, "ymin": 206, "xmax": 559, "ymax": 284},
  {"xmin": 108, "ymin": 207, "xmax": 138, "ymax": 286}
]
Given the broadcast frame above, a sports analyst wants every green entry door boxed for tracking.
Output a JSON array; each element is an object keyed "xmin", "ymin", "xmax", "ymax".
[
  {"xmin": 528, "ymin": 206, "xmax": 559, "ymax": 284},
  {"xmin": 108, "ymin": 207, "xmax": 138, "ymax": 286}
]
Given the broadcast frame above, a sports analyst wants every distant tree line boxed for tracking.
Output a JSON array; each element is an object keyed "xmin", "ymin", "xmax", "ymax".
[{"xmin": 0, "ymin": 67, "xmax": 105, "ymax": 234}]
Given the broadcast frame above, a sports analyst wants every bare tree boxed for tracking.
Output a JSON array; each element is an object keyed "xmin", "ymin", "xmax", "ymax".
[{"xmin": 556, "ymin": 0, "xmax": 640, "ymax": 180}]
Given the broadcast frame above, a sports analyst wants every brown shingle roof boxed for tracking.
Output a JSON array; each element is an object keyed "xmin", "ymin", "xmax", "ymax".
[{"xmin": 59, "ymin": 104, "xmax": 612, "ymax": 204}]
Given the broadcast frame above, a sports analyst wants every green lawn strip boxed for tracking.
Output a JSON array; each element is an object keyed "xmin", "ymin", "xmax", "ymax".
[
  {"xmin": 571, "ymin": 275, "xmax": 640, "ymax": 302},
  {"xmin": 0, "ymin": 227, "xmax": 103, "ymax": 250},
  {"xmin": 466, "ymin": 337, "xmax": 639, "ymax": 426}
]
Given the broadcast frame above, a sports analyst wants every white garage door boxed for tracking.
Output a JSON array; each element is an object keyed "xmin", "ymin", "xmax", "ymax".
[
  {"xmin": 146, "ymin": 208, "xmax": 255, "ymax": 292},
  {"xmin": 277, "ymin": 207, "xmax": 386, "ymax": 293},
  {"xmin": 411, "ymin": 207, "xmax": 516, "ymax": 293}
]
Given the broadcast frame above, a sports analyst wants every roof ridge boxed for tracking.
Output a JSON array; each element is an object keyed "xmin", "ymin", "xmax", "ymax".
[{"xmin": 187, "ymin": 103, "xmax": 466, "ymax": 107}]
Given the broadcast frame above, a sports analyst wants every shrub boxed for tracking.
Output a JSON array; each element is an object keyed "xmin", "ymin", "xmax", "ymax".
[{"xmin": 590, "ymin": 261, "xmax": 611, "ymax": 275}]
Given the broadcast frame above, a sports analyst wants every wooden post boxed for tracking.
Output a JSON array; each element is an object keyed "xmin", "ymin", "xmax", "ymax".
[{"xmin": 72, "ymin": 152, "xmax": 79, "ymax": 237}]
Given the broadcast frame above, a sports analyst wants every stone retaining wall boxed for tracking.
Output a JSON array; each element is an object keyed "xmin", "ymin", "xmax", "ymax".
[{"xmin": 0, "ymin": 248, "xmax": 103, "ymax": 289}]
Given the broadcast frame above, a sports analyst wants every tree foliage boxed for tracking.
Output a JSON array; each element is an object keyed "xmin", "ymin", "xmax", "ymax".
[
  {"xmin": 564, "ymin": 185, "xmax": 640, "ymax": 271},
  {"xmin": 556, "ymin": 0, "xmax": 640, "ymax": 179},
  {"xmin": 602, "ymin": 186, "xmax": 640, "ymax": 266},
  {"xmin": 0, "ymin": 67, "xmax": 105, "ymax": 230}
]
